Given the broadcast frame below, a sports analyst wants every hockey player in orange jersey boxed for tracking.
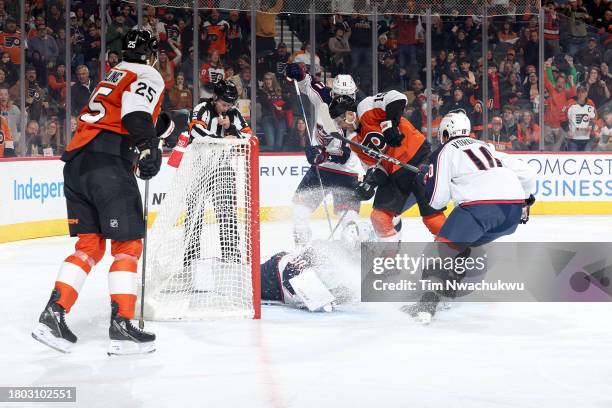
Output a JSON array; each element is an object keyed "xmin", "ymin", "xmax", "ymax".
[
  {"xmin": 328, "ymin": 90, "xmax": 445, "ymax": 242},
  {"xmin": 32, "ymin": 29, "xmax": 176, "ymax": 355},
  {"xmin": 0, "ymin": 116, "xmax": 15, "ymax": 157}
]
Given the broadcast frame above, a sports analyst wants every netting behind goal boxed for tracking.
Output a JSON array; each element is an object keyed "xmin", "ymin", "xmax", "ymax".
[{"xmin": 142, "ymin": 137, "xmax": 260, "ymax": 320}]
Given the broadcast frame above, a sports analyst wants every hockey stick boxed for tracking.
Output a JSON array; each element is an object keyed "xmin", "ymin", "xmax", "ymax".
[
  {"xmin": 327, "ymin": 209, "xmax": 349, "ymax": 240},
  {"xmin": 326, "ymin": 132, "xmax": 421, "ymax": 174},
  {"xmin": 292, "ymin": 79, "xmax": 334, "ymax": 236},
  {"xmin": 313, "ymin": 103, "xmax": 420, "ymax": 174},
  {"xmin": 139, "ymin": 178, "xmax": 150, "ymax": 330},
  {"xmin": 137, "ymin": 135, "xmax": 169, "ymax": 329}
]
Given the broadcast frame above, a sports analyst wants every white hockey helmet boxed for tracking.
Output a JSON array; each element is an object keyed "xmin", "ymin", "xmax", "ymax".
[
  {"xmin": 438, "ymin": 109, "xmax": 471, "ymax": 142},
  {"xmin": 331, "ymin": 75, "xmax": 357, "ymax": 98}
]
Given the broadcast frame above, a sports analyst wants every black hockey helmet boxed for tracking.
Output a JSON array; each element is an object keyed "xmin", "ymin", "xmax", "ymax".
[
  {"xmin": 122, "ymin": 28, "xmax": 159, "ymax": 63},
  {"xmin": 329, "ymin": 95, "xmax": 357, "ymax": 119},
  {"xmin": 213, "ymin": 80, "xmax": 239, "ymax": 104}
]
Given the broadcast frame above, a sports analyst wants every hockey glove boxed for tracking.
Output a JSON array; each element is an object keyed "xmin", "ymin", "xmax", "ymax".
[
  {"xmin": 381, "ymin": 120, "xmax": 404, "ymax": 147},
  {"xmin": 328, "ymin": 145, "xmax": 352, "ymax": 165},
  {"xmin": 285, "ymin": 63, "xmax": 305, "ymax": 82},
  {"xmin": 520, "ymin": 194, "xmax": 536, "ymax": 224},
  {"xmin": 306, "ymin": 145, "xmax": 329, "ymax": 166},
  {"xmin": 355, "ymin": 167, "xmax": 388, "ymax": 201},
  {"xmin": 135, "ymin": 138, "xmax": 162, "ymax": 180}
]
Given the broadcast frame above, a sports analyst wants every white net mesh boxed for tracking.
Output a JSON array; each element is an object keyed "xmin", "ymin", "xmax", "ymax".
[{"xmin": 142, "ymin": 137, "xmax": 260, "ymax": 320}]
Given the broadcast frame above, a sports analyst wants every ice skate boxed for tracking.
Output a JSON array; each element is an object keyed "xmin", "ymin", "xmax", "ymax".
[
  {"xmin": 401, "ymin": 292, "xmax": 440, "ymax": 325},
  {"xmin": 31, "ymin": 289, "xmax": 77, "ymax": 353},
  {"xmin": 108, "ymin": 302, "xmax": 156, "ymax": 356}
]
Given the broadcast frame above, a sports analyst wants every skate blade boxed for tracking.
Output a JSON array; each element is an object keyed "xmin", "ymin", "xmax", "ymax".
[
  {"xmin": 107, "ymin": 340, "xmax": 156, "ymax": 356},
  {"xmin": 31, "ymin": 323, "xmax": 74, "ymax": 353}
]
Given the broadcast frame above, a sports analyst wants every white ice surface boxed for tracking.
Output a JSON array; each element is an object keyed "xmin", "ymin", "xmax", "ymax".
[{"xmin": 1, "ymin": 216, "xmax": 612, "ymax": 408}]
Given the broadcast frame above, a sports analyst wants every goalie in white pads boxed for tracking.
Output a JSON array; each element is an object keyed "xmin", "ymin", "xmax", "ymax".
[
  {"xmin": 285, "ymin": 63, "xmax": 364, "ymax": 246},
  {"xmin": 405, "ymin": 110, "xmax": 537, "ymax": 323},
  {"xmin": 260, "ymin": 222, "xmax": 375, "ymax": 311}
]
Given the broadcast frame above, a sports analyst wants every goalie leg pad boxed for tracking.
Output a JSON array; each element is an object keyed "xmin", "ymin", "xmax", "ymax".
[{"xmin": 288, "ymin": 269, "xmax": 335, "ymax": 312}]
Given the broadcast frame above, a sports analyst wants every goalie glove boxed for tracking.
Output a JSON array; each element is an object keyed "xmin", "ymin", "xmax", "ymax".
[
  {"xmin": 520, "ymin": 194, "xmax": 536, "ymax": 224},
  {"xmin": 135, "ymin": 138, "xmax": 162, "ymax": 180}
]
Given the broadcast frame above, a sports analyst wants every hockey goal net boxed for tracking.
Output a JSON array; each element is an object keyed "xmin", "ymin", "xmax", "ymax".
[{"xmin": 142, "ymin": 136, "xmax": 260, "ymax": 320}]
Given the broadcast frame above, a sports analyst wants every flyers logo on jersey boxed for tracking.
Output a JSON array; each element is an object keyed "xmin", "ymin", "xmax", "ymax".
[{"xmin": 574, "ymin": 113, "xmax": 592, "ymax": 124}]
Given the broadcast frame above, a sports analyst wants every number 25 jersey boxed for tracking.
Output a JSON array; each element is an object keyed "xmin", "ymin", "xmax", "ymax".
[{"xmin": 66, "ymin": 62, "xmax": 165, "ymax": 152}]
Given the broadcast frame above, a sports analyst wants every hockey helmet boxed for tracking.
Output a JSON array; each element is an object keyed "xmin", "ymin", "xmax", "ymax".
[
  {"xmin": 213, "ymin": 80, "xmax": 239, "ymax": 104},
  {"xmin": 122, "ymin": 28, "xmax": 159, "ymax": 64},
  {"xmin": 438, "ymin": 109, "xmax": 471, "ymax": 142},
  {"xmin": 331, "ymin": 75, "xmax": 357, "ymax": 99}
]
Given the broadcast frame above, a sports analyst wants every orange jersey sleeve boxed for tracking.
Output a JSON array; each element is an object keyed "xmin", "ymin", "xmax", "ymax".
[
  {"xmin": 352, "ymin": 91, "xmax": 425, "ymax": 173},
  {"xmin": 0, "ymin": 116, "xmax": 13, "ymax": 157},
  {"xmin": 67, "ymin": 62, "xmax": 165, "ymax": 152}
]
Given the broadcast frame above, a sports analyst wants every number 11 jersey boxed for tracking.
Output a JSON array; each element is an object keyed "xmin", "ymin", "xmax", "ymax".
[{"xmin": 66, "ymin": 62, "xmax": 165, "ymax": 152}]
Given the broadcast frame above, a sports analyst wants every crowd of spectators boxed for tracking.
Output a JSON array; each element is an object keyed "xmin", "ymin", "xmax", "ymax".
[{"xmin": 0, "ymin": 0, "xmax": 610, "ymax": 157}]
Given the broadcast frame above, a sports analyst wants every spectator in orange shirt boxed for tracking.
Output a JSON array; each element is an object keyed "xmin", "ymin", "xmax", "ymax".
[
  {"xmin": 0, "ymin": 17, "xmax": 21, "ymax": 65},
  {"xmin": 543, "ymin": 58, "xmax": 576, "ymax": 150},
  {"xmin": 47, "ymin": 63, "xmax": 66, "ymax": 106},
  {"xmin": 203, "ymin": 9, "xmax": 229, "ymax": 58},
  {"xmin": 516, "ymin": 110, "xmax": 540, "ymax": 151},
  {"xmin": 0, "ymin": 115, "xmax": 15, "ymax": 157}
]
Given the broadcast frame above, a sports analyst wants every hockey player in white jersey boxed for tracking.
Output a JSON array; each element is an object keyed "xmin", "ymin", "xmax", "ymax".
[
  {"xmin": 565, "ymin": 85, "xmax": 596, "ymax": 151},
  {"xmin": 285, "ymin": 63, "xmax": 364, "ymax": 246},
  {"xmin": 405, "ymin": 110, "xmax": 537, "ymax": 323},
  {"xmin": 260, "ymin": 222, "xmax": 375, "ymax": 311},
  {"xmin": 327, "ymin": 89, "xmax": 442, "ymax": 242}
]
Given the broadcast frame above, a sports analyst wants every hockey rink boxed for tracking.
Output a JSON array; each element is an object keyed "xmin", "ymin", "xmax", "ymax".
[{"xmin": 1, "ymin": 215, "xmax": 611, "ymax": 408}]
